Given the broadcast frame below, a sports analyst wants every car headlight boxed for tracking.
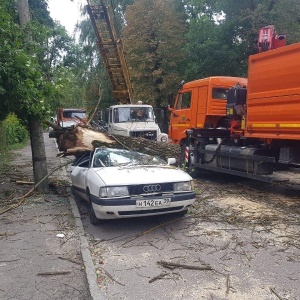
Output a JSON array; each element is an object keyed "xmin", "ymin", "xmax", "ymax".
[
  {"xmin": 99, "ymin": 186, "xmax": 129, "ymax": 198},
  {"xmin": 173, "ymin": 181, "xmax": 193, "ymax": 192}
]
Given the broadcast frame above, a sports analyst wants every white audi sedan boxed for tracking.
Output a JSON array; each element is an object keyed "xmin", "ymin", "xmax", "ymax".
[{"xmin": 70, "ymin": 147, "xmax": 196, "ymax": 225}]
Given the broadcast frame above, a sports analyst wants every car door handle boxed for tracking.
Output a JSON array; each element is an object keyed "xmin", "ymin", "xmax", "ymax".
[{"xmin": 173, "ymin": 113, "xmax": 179, "ymax": 117}]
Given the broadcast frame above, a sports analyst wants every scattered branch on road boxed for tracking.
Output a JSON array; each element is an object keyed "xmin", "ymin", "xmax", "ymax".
[
  {"xmin": 121, "ymin": 215, "xmax": 192, "ymax": 246},
  {"xmin": 226, "ymin": 274, "xmax": 230, "ymax": 295},
  {"xmin": 149, "ymin": 272, "xmax": 170, "ymax": 283},
  {"xmin": 37, "ymin": 271, "xmax": 71, "ymax": 276},
  {"xmin": 58, "ymin": 256, "xmax": 81, "ymax": 265},
  {"xmin": 157, "ymin": 260, "xmax": 213, "ymax": 271},
  {"xmin": 270, "ymin": 287, "xmax": 284, "ymax": 300},
  {"xmin": 15, "ymin": 180, "xmax": 34, "ymax": 185},
  {"xmin": 0, "ymin": 161, "xmax": 71, "ymax": 216},
  {"xmin": 100, "ymin": 267, "xmax": 125, "ymax": 286}
]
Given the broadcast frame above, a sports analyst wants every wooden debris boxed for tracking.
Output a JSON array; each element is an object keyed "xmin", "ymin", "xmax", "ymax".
[
  {"xmin": 52, "ymin": 125, "xmax": 180, "ymax": 161},
  {"xmin": 157, "ymin": 260, "xmax": 212, "ymax": 271},
  {"xmin": 226, "ymin": 274, "xmax": 230, "ymax": 295},
  {"xmin": 149, "ymin": 272, "xmax": 169, "ymax": 283},
  {"xmin": 57, "ymin": 126, "xmax": 116, "ymax": 156},
  {"xmin": 100, "ymin": 267, "xmax": 125, "ymax": 286},
  {"xmin": 37, "ymin": 271, "xmax": 71, "ymax": 276},
  {"xmin": 0, "ymin": 160, "xmax": 71, "ymax": 215},
  {"xmin": 15, "ymin": 181, "xmax": 34, "ymax": 185},
  {"xmin": 58, "ymin": 256, "xmax": 81, "ymax": 265},
  {"xmin": 270, "ymin": 287, "xmax": 284, "ymax": 300}
]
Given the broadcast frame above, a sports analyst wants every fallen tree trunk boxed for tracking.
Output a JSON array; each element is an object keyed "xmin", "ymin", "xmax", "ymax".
[{"xmin": 54, "ymin": 125, "xmax": 181, "ymax": 161}]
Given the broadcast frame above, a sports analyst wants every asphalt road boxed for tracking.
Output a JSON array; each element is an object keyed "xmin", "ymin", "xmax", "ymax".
[{"xmin": 74, "ymin": 171, "xmax": 300, "ymax": 300}]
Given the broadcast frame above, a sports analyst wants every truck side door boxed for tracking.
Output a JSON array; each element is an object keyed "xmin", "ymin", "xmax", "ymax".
[
  {"xmin": 169, "ymin": 91, "xmax": 193, "ymax": 144},
  {"xmin": 196, "ymin": 86, "xmax": 208, "ymax": 128}
]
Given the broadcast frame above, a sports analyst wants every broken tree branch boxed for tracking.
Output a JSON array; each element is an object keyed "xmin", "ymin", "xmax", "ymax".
[
  {"xmin": 100, "ymin": 267, "xmax": 125, "ymax": 286},
  {"xmin": 37, "ymin": 271, "xmax": 71, "ymax": 276},
  {"xmin": 270, "ymin": 287, "xmax": 284, "ymax": 300},
  {"xmin": 149, "ymin": 272, "xmax": 169, "ymax": 283},
  {"xmin": 157, "ymin": 261, "xmax": 212, "ymax": 271},
  {"xmin": 0, "ymin": 160, "xmax": 72, "ymax": 215}
]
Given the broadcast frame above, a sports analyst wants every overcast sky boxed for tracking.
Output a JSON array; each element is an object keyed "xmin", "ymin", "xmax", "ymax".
[{"xmin": 48, "ymin": 0, "xmax": 85, "ymax": 35}]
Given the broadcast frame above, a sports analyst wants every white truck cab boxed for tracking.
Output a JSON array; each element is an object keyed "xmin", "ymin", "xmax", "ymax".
[{"xmin": 102, "ymin": 104, "xmax": 168, "ymax": 143}]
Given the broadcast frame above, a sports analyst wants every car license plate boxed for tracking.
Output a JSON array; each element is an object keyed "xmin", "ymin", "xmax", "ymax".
[{"xmin": 136, "ymin": 198, "xmax": 171, "ymax": 208}]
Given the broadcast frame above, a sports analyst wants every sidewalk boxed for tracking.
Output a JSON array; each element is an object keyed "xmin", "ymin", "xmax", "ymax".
[{"xmin": 0, "ymin": 134, "xmax": 103, "ymax": 300}]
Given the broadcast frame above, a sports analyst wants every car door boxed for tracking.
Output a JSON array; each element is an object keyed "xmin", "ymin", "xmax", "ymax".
[{"xmin": 71, "ymin": 153, "xmax": 92, "ymax": 198}]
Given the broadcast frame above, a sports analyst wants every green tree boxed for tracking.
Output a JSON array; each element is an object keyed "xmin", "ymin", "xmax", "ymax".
[
  {"xmin": 0, "ymin": 0, "xmax": 85, "ymax": 190},
  {"xmin": 77, "ymin": 4, "xmax": 117, "ymax": 116},
  {"xmin": 182, "ymin": 0, "xmax": 300, "ymax": 79},
  {"xmin": 124, "ymin": 0, "xmax": 187, "ymax": 107},
  {"xmin": 272, "ymin": 0, "xmax": 300, "ymax": 43}
]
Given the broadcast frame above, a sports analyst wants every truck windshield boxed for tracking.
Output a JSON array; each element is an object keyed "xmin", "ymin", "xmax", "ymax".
[
  {"xmin": 113, "ymin": 107, "xmax": 155, "ymax": 123},
  {"xmin": 63, "ymin": 111, "xmax": 86, "ymax": 119}
]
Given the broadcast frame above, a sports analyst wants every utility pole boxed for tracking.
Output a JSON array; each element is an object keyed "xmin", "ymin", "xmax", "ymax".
[{"xmin": 17, "ymin": 0, "xmax": 49, "ymax": 192}]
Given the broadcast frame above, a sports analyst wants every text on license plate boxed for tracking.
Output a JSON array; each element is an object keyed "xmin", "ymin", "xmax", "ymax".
[{"xmin": 136, "ymin": 198, "xmax": 171, "ymax": 208}]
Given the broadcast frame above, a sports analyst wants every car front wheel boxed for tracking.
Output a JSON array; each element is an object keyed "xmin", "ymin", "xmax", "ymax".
[{"xmin": 88, "ymin": 194, "xmax": 104, "ymax": 225}]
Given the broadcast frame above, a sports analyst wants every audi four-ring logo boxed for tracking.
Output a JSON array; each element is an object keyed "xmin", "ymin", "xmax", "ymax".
[{"xmin": 143, "ymin": 184, "xmax": 161, "ymax": 193}]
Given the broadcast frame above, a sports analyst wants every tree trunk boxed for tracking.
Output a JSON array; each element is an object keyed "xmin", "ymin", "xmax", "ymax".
[
  {"xmin": 17, "ymin": 0, "xmax": 49, "ymax": 192},
  {"xmin": 16, "ymin": 0, "xmax": 30, "ymax": 25},
  {"xmin": 29, "ymin": 118, "xmax": 49, "ymax": 192},
  {"xmin": 54, "ymin": 125, "xmax": 181, "ymax": 162}
]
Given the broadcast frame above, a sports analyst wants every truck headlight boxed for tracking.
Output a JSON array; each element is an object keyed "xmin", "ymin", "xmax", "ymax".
[
  {"xmin": 100, "ymin": 186, "xmax": 129, "ymax": 198},
  {"xmin": 173, "ymin": 181, "xmax": 193, "ymax": 192},
  {"xmin": 160, "ymin": 136, "xmax": 168, "ymax": 143}
]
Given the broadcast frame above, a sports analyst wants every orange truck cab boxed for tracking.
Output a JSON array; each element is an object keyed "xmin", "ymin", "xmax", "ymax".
[
  {"xmin": 168, "ymin": 76, "xmax": 247, "ymax": 145},
  {"xmin": 49, "ymin": 108, "xmax": 88, "ymax": 139},
  {"xmin": 56, "ymin": 108, "xmax": 87, "ymax": 129}
]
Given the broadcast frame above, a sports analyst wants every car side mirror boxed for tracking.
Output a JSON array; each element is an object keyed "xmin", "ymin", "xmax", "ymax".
[
  {"xmin": 167, "ymin": 158, "xmax": 176, "ymax": 165},
  {"xmin": 168, "ymin": 93, "xmax": 174, "ymax": 108}
]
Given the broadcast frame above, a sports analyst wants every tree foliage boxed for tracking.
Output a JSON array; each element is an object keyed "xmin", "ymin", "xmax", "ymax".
[
  {"xmin": 181, "ymin": 0, "xmax": 300, "ymax": 80},
  {"xmin": 124, "ymin": 0, "xmax": 187, "ymax": 107},
  {"xmin": 2, "ymin": 0, "xmax": 300, "ymax": 124},
  {"xmin": 77, "ymin": 7, "xmax": 115, "ymax": 115},
  {"xmin": 0, "ymin": 0, "xmax": 90, "ymax": 123},
  {"xmin": 0, "ymin": 0, "xmax": 49, "ymax": 121}
]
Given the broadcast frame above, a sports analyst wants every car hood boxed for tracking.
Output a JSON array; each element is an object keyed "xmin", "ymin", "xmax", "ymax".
[{"xmin": 94, "ymin": 165, "xmax": 192, "ymax": 186}]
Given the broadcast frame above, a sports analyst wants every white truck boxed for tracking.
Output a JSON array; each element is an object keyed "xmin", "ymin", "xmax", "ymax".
[{"xmin": 100, "ymin": 104, "xmax": 168, "ymax": 143}]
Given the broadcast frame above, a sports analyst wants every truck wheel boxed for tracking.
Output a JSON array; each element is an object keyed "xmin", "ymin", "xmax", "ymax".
[{"xmin": 179, "ymin": 141, "xmax": 187, "ymax": 167}]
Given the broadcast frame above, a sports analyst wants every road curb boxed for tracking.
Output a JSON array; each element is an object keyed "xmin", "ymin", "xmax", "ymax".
[
  {"xmin": 68, "ymin": 194, "xmax": 105, "ymax": 300},
  {"xmin": 56, "ymin": 141, "xmax": 105, "ymax": 300}
]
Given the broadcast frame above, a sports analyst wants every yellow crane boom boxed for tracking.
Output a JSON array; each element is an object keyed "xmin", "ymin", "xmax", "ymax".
[{"xmin": 86, "ymin": 0, "xmax": 133, "ymax": 104}]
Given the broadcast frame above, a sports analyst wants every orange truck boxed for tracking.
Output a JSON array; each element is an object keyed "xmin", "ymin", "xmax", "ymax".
[
  {"xmin": 55, "ymin": 108, "xmax": 87, "ymax": 129},
  {"xmin": 168, "ymin": 76, "xmax": 247, "ymax": 145},
  {"xmin": 49, "ymin": 108, "xmax": 88, "ymax": 139},
  {"xmin": 168, "ymin": 26, "xmax": 300, "ymax": 181}
]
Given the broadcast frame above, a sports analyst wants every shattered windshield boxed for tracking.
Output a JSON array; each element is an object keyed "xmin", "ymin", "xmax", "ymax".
[
  {"xmin": 92, "ymin": 148, "xmax": 165, "ymax": 168},
  {"xmin": 113, "ymin": 107, "xmax": 155, "ymax": 123}
]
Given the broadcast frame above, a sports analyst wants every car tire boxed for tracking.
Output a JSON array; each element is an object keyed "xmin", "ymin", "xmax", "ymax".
[{"xmin": 88, "ymin": 194, "xmax": 104, "ymax": 225}]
